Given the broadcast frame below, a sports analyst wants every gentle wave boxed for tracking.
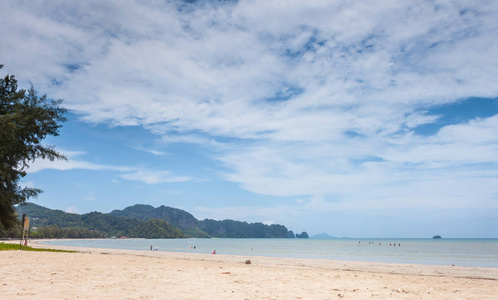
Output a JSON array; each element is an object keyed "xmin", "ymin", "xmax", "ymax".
[{"xmin": 43, "ymin": 238, "xmax": 498, "ymax": 268}]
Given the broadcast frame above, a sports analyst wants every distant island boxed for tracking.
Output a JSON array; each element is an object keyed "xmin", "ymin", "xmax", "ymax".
[
  {"xmin": 3, "ymin": 203, "xmax": 309, "ymax": 240},
  {"xmin": 310, "ymin": 232, "xmax": 337, "ymax": 239},
  {"xmin": 433, "ymin": 235, "xmax": 442, "ymax": 239}
]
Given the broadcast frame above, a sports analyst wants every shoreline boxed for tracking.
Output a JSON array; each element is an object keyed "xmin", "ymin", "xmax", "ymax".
[
  {"xmin": 35, "ymin": 238, "xmax": 498, "ymax": 269},
  {"xmin": 2, "ymin": 239, "xmax": 497, "ymax": 299},
  {"xmin": 6, "ymin": 238, "xmax": 498, "ymax": 278}
]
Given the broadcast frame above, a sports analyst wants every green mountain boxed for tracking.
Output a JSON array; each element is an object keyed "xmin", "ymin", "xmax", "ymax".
[
  {"xmin": 110, "ymin": 204, "xmax": 292, "ymax": 238},
  {"xmin": 16, "ymin": 203, "xmax": 83, "ymax": 228},
  {"xmin": 13, "ymin": 202, "xmax": 296, "ymax": 239},
  {"xmin": 197, "ymin": 218, "xmax": 289, "ymax": 238},
  {"xmin": 110, "ymin": 204, "xmax": 209, "ymax": 238},
  {"xmin": 295, "ymin": 231, "xmax": 309, "ymax": 238},
  {"xmin": 14, "ymin": 203, "xmax": 183, "ymax": 239},
  {"xmin": 127, "ymin": 219, "xmax": 183, "ymax": 239}
]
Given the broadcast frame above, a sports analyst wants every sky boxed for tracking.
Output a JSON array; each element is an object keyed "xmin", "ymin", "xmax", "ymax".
[{"xmin": 1, "ymin": 0, "xmax": 497, "ymax": 238}]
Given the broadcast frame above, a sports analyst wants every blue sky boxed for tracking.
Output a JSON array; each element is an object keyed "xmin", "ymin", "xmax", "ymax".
[{"xmin": 1, "ymin": 0, "xmax": 497, "ymax": 238}]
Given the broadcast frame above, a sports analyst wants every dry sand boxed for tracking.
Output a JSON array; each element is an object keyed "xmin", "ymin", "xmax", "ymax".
[{"xmin": 1, "ymin": 240, "xmax": 497, "ymax": 299}]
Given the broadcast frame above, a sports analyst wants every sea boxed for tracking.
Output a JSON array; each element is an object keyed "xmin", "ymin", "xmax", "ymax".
[{"xmin": 42, "ymin": 238, "xmax": 498, "ymax": 268}]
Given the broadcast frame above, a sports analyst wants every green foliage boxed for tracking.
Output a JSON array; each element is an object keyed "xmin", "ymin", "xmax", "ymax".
[
  {"xmin": 15, "ymin": 203, "xmax": 184, "ymax": 239},
  {"xmin": 0, "ymin": 220, "xmax": 21, "ymax": 238},
  {"xmin": 17, "ymin": 203, "xmax": 138, "ymax": 237},
  {"xmin": 81, "ymin": 212, "xmax": 142, "ymax": 236},
  {"xmin": 111, "ymin": 204, "xmax": 201, "ymax": 231},
  {"xmin": 110, "ymin": 204, "xmax": 156, "ymax": 220},
  {"xmin": 197, "ymin": 219, "xmax": 289, "ymax": 238},
  {"xmin": 182, "ymin": 227, "xmax": 211, "ymax": 238},
  {"xmin": 0, "ymin": 242, "xmax": 75, "ymax": 252},
  {"xmin": 0, "ymin": 64, "xmax": 66, "ymax": 229},
  {"xmin": 30, "ymin": 225, "xmax": 106, "ymax": 239},
  {"xmin": 128, "ymin": 219, "xmax": 183, "ymax": 239},
  {"xmin": 112, "ymin": 204, "xmax": 290, "ymax": 238},
  {"xmin": 110, "ymin": 204, "xmax": 209, "ymax": 237},
  {"xmin": 17, "ymin": 203, "xmax": 83, "ymax": 227},
  {"xmin": 15, "ymin": 202, "xmax": 293, "ymax": 239}
]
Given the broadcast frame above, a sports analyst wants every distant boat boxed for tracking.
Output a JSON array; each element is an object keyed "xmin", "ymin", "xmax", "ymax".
[{"xmin": 433, "ymin": 235, "xmax": 442, "ymax": 239}]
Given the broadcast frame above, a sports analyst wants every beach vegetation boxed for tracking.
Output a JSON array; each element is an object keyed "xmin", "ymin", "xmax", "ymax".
[
  {"xmin": 0, "ymin": 242, "xmax": 75, "ymax": 252},
  {"xmin": 0, "ymin": 64, "xmax": 66, "ymax": 229},
  {"xmin": 30, "ymin": 225, "xmax": 107, "ymax": 239},
  {"xmin": 0, "ymin": 220, "xmax": 21, "ymax": 238}
]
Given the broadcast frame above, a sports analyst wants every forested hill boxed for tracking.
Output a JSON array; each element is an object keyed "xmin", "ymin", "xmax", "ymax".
[
  {"xmin": 110, "ymin": 204, "xmax": 295, "ymax": 238},
  {"xmin": 13, "ymin": 203, "xmax": 306, "ymax": 239},
  {"xmin": 14, "ymin": 203, "xmax": 183, "ymax": 239},
  {"xmin": 110, "ymin": 204, "xmax": 208, "ymax": 238}
]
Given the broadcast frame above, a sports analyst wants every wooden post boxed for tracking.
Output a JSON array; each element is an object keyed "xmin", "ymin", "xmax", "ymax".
[{"xmin": 20, "ymin": 214, "xmax": 26, "ymax": 250}]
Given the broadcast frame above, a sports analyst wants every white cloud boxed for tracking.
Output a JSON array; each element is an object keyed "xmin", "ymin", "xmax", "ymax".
[
  {"xmin": 4, "ymin": 1, "xmax": 496, "ymax": 135},
  {"xmin": 26, "ymin": 150, "xmax": 190, "ymax": 185},
  {"xmin": 27, "ymin": 158, "xmax": 131, "ymax": 173},
  {"xmin": 131, "ymin": 146, "xmax": 167, "ymax": 156},
  {"xmin": 2, "ymin": 0, "xmax": 498, "ymax": 216},
  {"xmin": 26, "ymin": 150, "xmax": 133, "ymax": 173},
  {"xmin": 120, "ymin": 170, "xmax": 191, "ymax": 184}
]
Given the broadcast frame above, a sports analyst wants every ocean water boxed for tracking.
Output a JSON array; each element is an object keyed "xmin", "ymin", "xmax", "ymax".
[{"xmin": 42, "ymin": 238, "xmax": 498, "ymax": 268}]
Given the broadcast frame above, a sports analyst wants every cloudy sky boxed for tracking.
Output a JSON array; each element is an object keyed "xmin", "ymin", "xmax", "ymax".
[{"xmin": 1, "ymin": 0, "xmax": 497, "ymax": 238}]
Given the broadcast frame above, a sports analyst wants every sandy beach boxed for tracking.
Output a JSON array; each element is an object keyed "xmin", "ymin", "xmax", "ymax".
[{"xmin": 1, "ymin": 240, "xmax": 497, "ymax": 299}]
